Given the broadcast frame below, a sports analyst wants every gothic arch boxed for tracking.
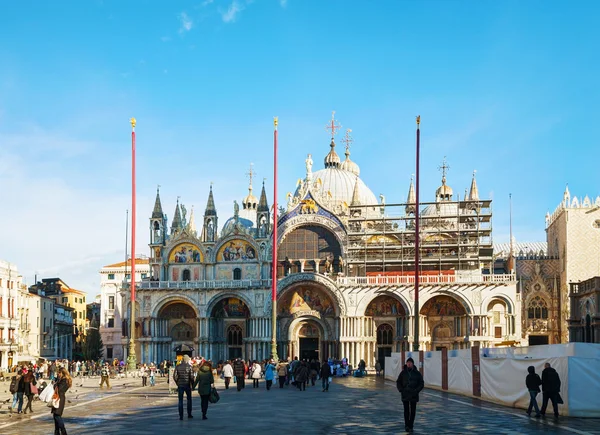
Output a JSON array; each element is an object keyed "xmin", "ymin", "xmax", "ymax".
[
  {"xmin": 152, "ymin": 294, "xmax": 200, "ymax": 319},
  {"xmin": 482, "ymin": 293, "xmax": 515, "ymax": 314},
  {"xmin": 284, "ymin": 315, "xmax": 332, "ymax": 342},
  {"xmin": 420, "ymin": 291, "xmax": 473, "ymax": 315},
  {"xmin": 357, "ymin": 291, "xmax": 411, "ymax": 317},
  {"xmin": 166, "ymin": 239, "xmax": 205, "ymax": 264},
  {"xmin": 276, "ymin": 272, "xmax": 346, "ymax": 316},
  {"xmin": 276, "ymin": 215, "xmax": 347, "ymax": 259},
  {"xmin": 211, "ymin": 234, "xmax": 260, "ymax": 264},
  {"xmin": 204, "ymin": 292, "xmax": 254, "ymax": 318}
]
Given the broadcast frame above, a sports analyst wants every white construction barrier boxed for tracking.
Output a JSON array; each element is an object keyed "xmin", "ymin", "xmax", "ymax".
[{"xmin": 424, "ymin": 351, "xmax": 442, "ymax": 389}]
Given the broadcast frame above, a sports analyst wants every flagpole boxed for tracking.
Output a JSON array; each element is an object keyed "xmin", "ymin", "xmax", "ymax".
[
  {"xmin": 413, "ymin": 116, "xmax": 421, "ymax": 352},
  {"xmin": 270, "ymin": 117, "xmax": 279, "ymax": 362},
  {"xmin": 127, "ymin": 117, "xmax": 138, "ymax": 371}
]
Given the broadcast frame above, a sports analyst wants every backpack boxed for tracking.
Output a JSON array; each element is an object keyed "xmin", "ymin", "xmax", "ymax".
[{"xmin": 9, "ymin": 376, "xmax": 19, "ymax": 394}]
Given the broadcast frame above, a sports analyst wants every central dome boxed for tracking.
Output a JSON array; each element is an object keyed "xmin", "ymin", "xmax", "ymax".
[{"xmin": 296, "ymin": 167, "xmax": 378, "ymax": 209}]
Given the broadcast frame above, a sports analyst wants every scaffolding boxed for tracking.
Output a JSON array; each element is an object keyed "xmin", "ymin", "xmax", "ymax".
[{"xmin": 346, "ymin": 199, "xmax": 493, "ymax": 277}]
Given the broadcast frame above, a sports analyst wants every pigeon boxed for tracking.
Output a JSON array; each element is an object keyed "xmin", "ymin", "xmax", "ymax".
[
  {"xmin": 75, "ymin": 395, "xmax": 79, "ymax": 400},
  {"xmin": 145, "ymin": 395, "xmax": 148, "ymax": 399},
  {"xmin": 67, "ymin": 400, "xmax": 72, "ymax": 404}
]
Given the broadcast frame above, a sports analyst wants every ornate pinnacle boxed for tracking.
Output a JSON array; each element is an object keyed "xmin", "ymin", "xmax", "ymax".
[
  {"xmin": 130, "ymin": 117, "xmax": 137, "ymax": 129},
  {"xmin": 416, "ymin": 115, "xmax": 420, "ymax": 127},
  {"xmin": 274, "ymin": 116, "xmax": 278, "ymax": 129}
]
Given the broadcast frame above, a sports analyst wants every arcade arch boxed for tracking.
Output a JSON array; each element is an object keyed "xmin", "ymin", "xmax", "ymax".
[
  {"xmin": 420, "ymin": 295, "xmax": 467, "ymax": 351},
  {"xmin": 364, "ymin": 294, "xmax": 409, "ymax": 364}
]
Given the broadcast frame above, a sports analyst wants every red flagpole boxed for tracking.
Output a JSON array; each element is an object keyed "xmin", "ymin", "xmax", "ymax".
[
  {"xmin": 414, "ymin": 116, "xmax": 420, "ymax": 352},
  {"xmin": 270, "ymin": 117, "xmax": 279, "ymax": 361},
  {"xmin": 127, "ymin": 117, "xmax": 138, "ymax": 370}
]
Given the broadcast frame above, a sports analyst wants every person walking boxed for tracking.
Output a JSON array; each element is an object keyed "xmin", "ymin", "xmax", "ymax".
[
  {"xmin": 264, "ymin": 359, "xmax": 276, "ymax": 391},
  {"xmin": 23, "ymin": 367, "xmax": 37, "ymax": 414},
  {"xmin": 149, "ymin": 364, "xmax": 156, "ymax": 387},
  {"xmin": 320, "ymin": 360, "xmax": 332, "ymax": 392},
  {"xmin": 141, "ymin": 364, "xmax": 149, "ymax": 387},
  {"xmin": 51, "ymin": 367, "xmax": 72, "ymax": 435},
  {"xmin": 540, "ymin": 362, "xmax": 561, "ymax": 418},
  {"xmin": 99, "ymin": 363, "xmax": 111, "ymax": 389},
  {"xmin": 295, "ymin": 361, "xmax": 309, "ymax": 391},
  {"xmin": 173, "ymin": 355, "xmax": 194, "ymax": 420},
  {"xmin": 309, "ymin": 359, "xmax": 319, "ymax": 386},
  {"xmin": 525, "ymin": 366, "xmax": 542, "ymax": 418},
  {"xmin": 396, "ymin": 357, "xmax": 424, "ymax": 433},
  {"xmin": 194, "ymin": 360, "xmax": 215, "ymax": 420},
  {"xmin": 10, "ymin": 369, "xmax": 23, "ymax": 414},
  {"xmin": 16, "ymin": 368, "xmax": 27, "ymax": 414},
  {"xmin": 222, "ymin": 360, "xmax": 234, "ymax": 389},
  {"xmin": 234, "ymin": 359, "xmax": 246, "ymax": 391},
  {"xmin": 276, "ymin": 360, "xmax": 288, "ymax": 388},
  {"xmin": 375, "ymin": 360, "xmax": 382, "ymax": 377},
  {"xmin": 251, "ymin": 361, "xmax": 262, "ymax": 388}
]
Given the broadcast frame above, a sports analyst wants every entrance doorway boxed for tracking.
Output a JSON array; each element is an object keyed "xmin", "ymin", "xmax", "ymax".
[
  {"xmin": 529, "ymin": 335, "xmax": 549, "ymax": 346},
  {"xmin": 300, "ymin": 337, "xmax": 319, "ymax": 361},
  {"xmin": 377, "ymin": 347, "xmax": 392, "ymax": 369}
]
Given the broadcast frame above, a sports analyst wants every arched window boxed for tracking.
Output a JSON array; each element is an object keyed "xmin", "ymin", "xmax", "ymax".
[
  {"xmin": 182, "ymin": 269, "xmax": 191, "ymax": 281},
  {"xmin": 171, "ymin": 322, "xmax": 193, "ymax": 341},
  {"xmin": 377, "ymin": 323, "xmax": 394, "ymax": 345},
  {"xmin": 227, "ymin": 325, "xmax": 243, "ymax": 346},
  {"xmin": 528, "ymin": 296, "xmax": 548, "ymax": 319},
  {"xmin": 233, "ymin": 268, "xmax": 242, "ymax": 280}
]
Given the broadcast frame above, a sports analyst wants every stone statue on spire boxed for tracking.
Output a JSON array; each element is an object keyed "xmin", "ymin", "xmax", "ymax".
[{"xmin": 305, "ymin": 153, "xmax": 313, "ymax": 180}]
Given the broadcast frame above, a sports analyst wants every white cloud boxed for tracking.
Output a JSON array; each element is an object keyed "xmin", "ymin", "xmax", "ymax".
[
  {"xmin": 178, "ymin": 12, "xmax": 193, "ymax": 33},
  {"xmin": 202, "ymin": 0, "xmax": 214, "ymax": 5},
  {"xmin": 222, "ymin": 1, "xmax": 244, "ymax": 23}
]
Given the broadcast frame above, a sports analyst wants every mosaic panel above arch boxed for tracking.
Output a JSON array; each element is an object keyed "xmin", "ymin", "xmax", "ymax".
[
  {"xmin": 279, "ymin": 286, "xmax": 335, "ymax": 317},
  {"xmin": 211, "ymin": 297, "xmax": 250, "ymax": 318},
  {"xmin": 421, "ymin": 295, "xmax": 466, "ymax": 316},
  {"xmin": 169, "ymin": 243, "xmax": 203, "ymax": 264},
  {"xmin": 217, "ymin": 239, "xmax": 257, "ymax": 262},
  {"xmin": 365, "ymin": 295, "xmax": 406, "ymax": 317}
]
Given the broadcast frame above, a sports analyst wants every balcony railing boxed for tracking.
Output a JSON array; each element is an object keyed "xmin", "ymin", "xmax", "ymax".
[
  {"xmin": 336, "ymin": 273, "xmax": 516, "ymax": 286},
  {"xmin": 138, "ymin": 279, "xmax": 272, "ymax": 290}
]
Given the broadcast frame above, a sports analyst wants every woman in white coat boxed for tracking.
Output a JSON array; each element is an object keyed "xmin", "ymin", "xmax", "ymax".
[{"xmin": 251, "ymin": 361, "xmax": 262, "ymax": 388}]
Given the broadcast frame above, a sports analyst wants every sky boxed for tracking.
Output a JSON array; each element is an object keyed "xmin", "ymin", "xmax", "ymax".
[{"xmin": 1, "ymin": 0, "xmax": 598, "ymax": 298}]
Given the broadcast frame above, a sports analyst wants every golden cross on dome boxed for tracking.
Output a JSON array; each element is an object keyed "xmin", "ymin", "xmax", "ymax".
[
  {"xmin": 438, "ymin": 156, "xmax": 450, "ymax": 181},
  {"xmin": 341, "ymin": 128, "xmax": 353, "ymax": 151},
  {"xmin": 246, "ymin": 163, "xmax": 255, "ymax": 188},
  {"xmin": 325, "ymin": 111, "xmax": 342, "ymax": 140}
]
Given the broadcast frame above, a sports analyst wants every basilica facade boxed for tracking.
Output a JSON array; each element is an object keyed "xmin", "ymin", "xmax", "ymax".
[{"xmin": 103, "ymin": 118, "xmax": 521, "ymax": 368}]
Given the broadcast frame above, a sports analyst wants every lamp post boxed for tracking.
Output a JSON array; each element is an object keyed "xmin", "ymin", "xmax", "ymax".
[
  {"xmin": 126, "ymin": 117, "xmax": 138, "ymax": 371},
  {"xmin": 270, "ymin": 117, "xmax": 280, "ymax": 362},
  {"xmin": 413, "ymin": 116, "xmax": 421, "ymax": 352}
]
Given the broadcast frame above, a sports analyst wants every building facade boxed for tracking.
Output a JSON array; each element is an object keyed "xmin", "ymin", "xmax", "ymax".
[
  {"xmin": 107, "ymin": 118, "xmax": 520, "ymax": 368},
  {"xmin": 99, "ymin": 259, "xmax": 150, "ymax": 361},
  {"xmin": 0, "ymin": 260, "xmax": 23, "ymax": 369},
  {"xmin": 546, "ymin": 187, "xmax": 600, "ymax": 342},
  {"xmin": 569, "ymin": 276, "xmax": 599, "ymax": 343}
]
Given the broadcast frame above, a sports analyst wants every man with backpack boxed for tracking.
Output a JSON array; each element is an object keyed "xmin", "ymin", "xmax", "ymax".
[{"xmin": 10, "ymin": 369, "xmax": 24, "ymax": 414}]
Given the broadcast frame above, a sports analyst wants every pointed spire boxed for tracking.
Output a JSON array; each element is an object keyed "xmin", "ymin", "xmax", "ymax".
[
  {"xmin": 152, "ymin": 186, "xmax": 164, "ymax": 218},
  {"xmin": 171, "ymin": 198, "xmax": 183, "ymax": 233},
  {"xmin": 405, "ymin": 176, "xmax": 416, "ymax": 215},
  {"xmin": 563, "ymin": 184, "xmax": 571, "ymax": 207},
  {"xmin": 205, "ymin": 184, "xmax": 217, "ymax": 216},
  {"xmin": 258, "ymin": 179, "xmax": 269, "ymax": 212},
  {"xmin": 188, "ymin": 206, "xmax": 196, "ymax": 235},
  {"xmin": 351, "ymin": 176, "xmax": 361, "ymax": 206},
  {"xmin": 468, "ymin": 170, "xmax": 479, "ymax": 201}
]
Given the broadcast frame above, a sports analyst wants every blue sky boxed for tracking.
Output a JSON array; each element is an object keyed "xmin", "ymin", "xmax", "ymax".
[{"xmin": 1, "ymin": 0, "xmax": 598, "ymax": 297}]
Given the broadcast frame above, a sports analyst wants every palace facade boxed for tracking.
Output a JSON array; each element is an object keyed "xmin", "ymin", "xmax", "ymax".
[{"xmin": 101, "ymin": 118, "xmax": 521, "ymax": 368}]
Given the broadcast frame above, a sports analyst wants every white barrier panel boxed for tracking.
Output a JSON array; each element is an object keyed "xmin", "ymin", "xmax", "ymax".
[
  {"xmin": 480, "ymin": 356, "xmax": 570, "ymax": 415},
  {"xmin": 448, "ymin": 349, "xmax": 472, "ymax": 396},
  {"xmin": 424, "ymin": 351, "xmax": 442, "ymax": 388},
  {"xmin": 384, "ymin": 355, "xmax": 402, "ymax": 382},
  {"xmin": 568, "ymin": 356, "xmax": 600, "ymax": 417}
]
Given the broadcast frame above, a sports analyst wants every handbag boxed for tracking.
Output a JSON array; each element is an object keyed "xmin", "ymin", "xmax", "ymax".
[
  {"xmin": 328, "ymin": 377, "xmax": 332, "ymax": 383},
  {"xmin": 39, "ymin": 385, "xmax": 54, "ymax": 403},
  {"xmin": 30, "ymin": 384, "xmax": 39, "ymax": 395},
  {"xmin": 208, "ymin": 387, "xmax": 220, "ymax": 404},
  {"xmin": 557, "ymin": 393, "xmax": 564, "ymax": 404}
]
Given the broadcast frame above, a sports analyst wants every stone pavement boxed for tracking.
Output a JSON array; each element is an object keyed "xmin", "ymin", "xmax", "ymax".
[{"xmin": 0, "ymin": 374, "xmax": 599, "ymax": 434}]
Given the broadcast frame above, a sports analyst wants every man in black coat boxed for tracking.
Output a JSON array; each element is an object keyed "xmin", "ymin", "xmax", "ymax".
[
  {"xmin": 173, "ymin": 355, "xmax": 194, "ymax": 420},
  {"xmin": 396, "ymin": 357, "xmax": 424, "ymax": 433},
  {"xmin": 540, "ymin": 362, "xmax": 561, "ymax": 418}
]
